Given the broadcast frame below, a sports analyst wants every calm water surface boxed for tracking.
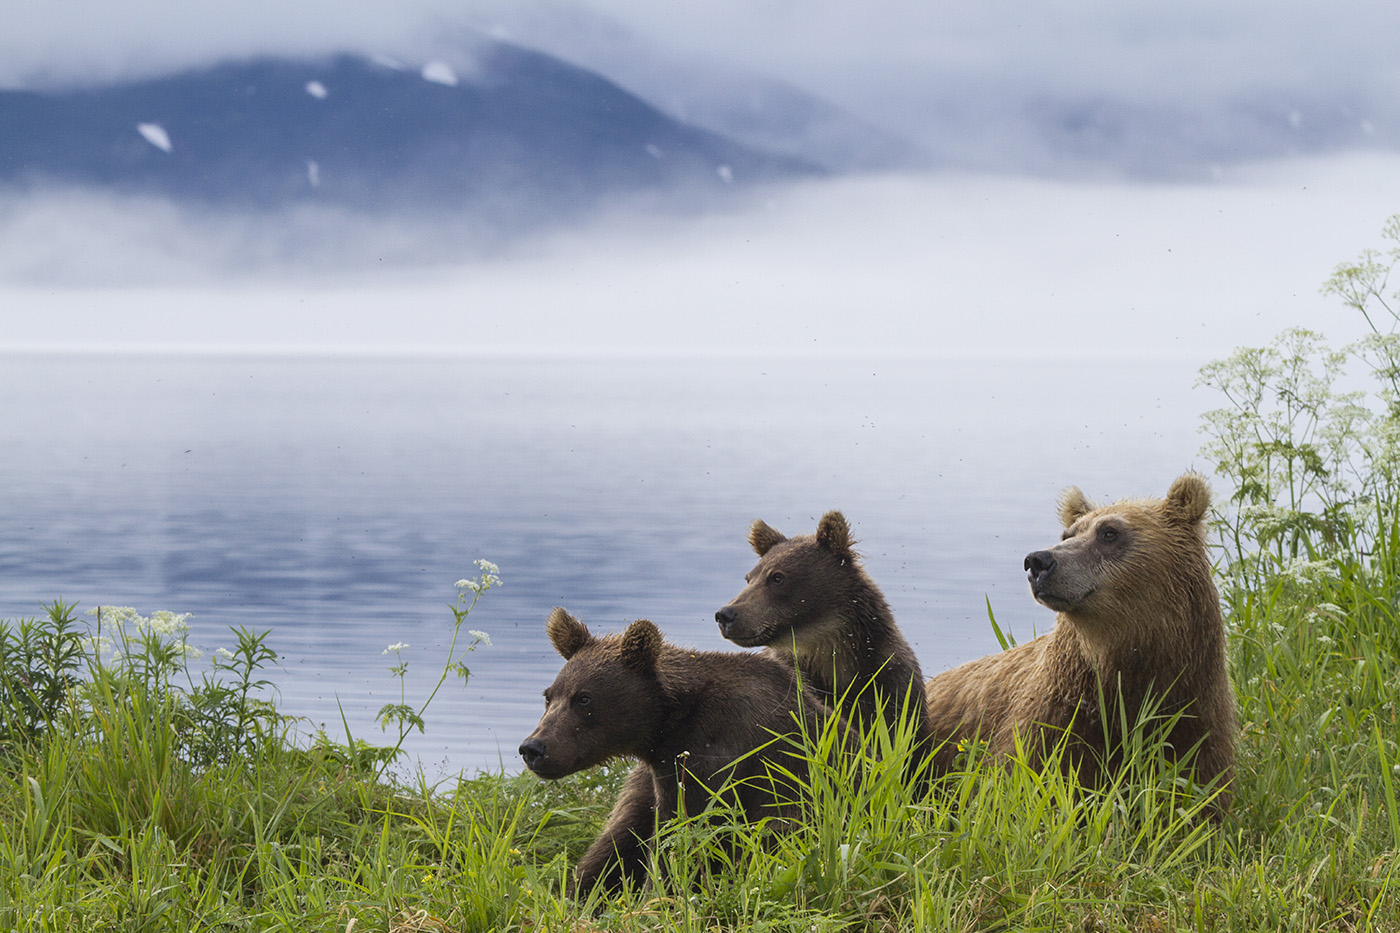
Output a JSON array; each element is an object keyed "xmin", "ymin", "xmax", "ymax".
[{"xmin": 0, "ymin": 353, "xmax": 1206, "ymax": 776}]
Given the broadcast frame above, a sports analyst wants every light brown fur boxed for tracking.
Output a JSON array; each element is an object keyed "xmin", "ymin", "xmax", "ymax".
[{"xmin": 923, "ymin": 474, "xmax": 1238, "ymax": 806}]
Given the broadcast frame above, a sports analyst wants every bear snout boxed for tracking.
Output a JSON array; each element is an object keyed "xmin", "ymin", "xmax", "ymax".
[
  {"xmin": 715, "ymin": 605, "xmax": 767, "ymax": 646},
  {"xmin": 519, "ymin": 736, "xmax": 547, "ymax": 772},
  {"xmin": 1024, "ymin": 550, "xmax": 1057, "ymax": 591}
]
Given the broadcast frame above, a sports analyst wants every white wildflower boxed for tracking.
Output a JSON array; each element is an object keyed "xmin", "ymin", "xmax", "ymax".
[
  {"xmin": 215, "ymin": 647, "xmax": 236, "ymax": 661},
  {"xmin": 1282, "ymin": 556, "xmax": 1338, "ymax": 586},
  {"xmin": 89, "ymin": 606, "xmax": 140, "ymax": 631},
  {"xmin": 457, "ymin": 579, "xmax": 481, "ymax": 593},
  {"xmin": 473, "ymin": 558, "xmax": 503, "ymax": 588},
  {"xmin": 86, "ymin": 606, "xmax": 198, "ymax": 656},
  {"xmin": 468, "ymin": 629, "xmax": 491, "ymax": 646},
  {"xmin": 148, "ymin": 610, "xmax": 193, "ymax": 636},
  {"xmin": 383, "ymin": 642, "xmax": 409, "ymax": 655}
]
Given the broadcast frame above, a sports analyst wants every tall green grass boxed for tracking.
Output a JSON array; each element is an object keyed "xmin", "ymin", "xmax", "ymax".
[
  {"xmin": 0, "ymin": 555, "xmax": 1395, "ymax": 930},
  {"xmin": 3, "ymin": 218, "xmax": 1400, "ymax": 929}
]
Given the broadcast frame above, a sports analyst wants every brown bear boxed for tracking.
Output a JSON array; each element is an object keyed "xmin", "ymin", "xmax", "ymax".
[
  {"xmin": 923, "ymin": 473, "xmax": 1238, "ymax": 807},
  {"xmin": 519, "ymin": 607, "xmax": 840, "ymax": 896},
  {"xmin": 714, "ymin": 511, "xmax": 934, "ymax": 774}
]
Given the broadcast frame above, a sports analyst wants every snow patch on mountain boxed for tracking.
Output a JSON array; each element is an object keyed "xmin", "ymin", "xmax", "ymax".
[
  {"xmin": 137, "ymin": 123, "xmax": 173, "ymax": 153},
  {"xmin": 420, "ymin": 60, "xmax": 458, "ymax": 86}
]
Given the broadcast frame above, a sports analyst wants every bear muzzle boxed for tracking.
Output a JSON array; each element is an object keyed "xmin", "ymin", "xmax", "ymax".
[
  {"xmin": 1025, "ymin": 549, "xmax": 1077, "ymax": 610},
  {"xmin": 715, "ymin": 605, "xmax": 739, "ymax": 638},
  {"xmin": 519, "ymin": 736, "xmax": 548, "ymax": 773},
  {"xmin": 1025, "ymin": 550, "xmax": 1057, "ymax": 592},
  {"xmin": 1025, "ymin": 548, "xmax": 1097, "ymax": 611},
  {"xmin": 715, "ymin": 604, "xmax": 770, "ymax": 646}
]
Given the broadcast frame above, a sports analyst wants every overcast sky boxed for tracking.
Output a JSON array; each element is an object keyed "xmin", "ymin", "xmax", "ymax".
[
  {"xmin": 4, "ymin": 1, "xmax": 1400, "ymax": 357},
  {"xmin": 5, "ymin": 1, "xmax": 1400, "ymax": 141}
]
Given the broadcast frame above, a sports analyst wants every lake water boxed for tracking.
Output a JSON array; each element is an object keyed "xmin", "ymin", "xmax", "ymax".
[{"xmin": 0, "ymin": 351, "xmax": 1209, "ymax": 776}]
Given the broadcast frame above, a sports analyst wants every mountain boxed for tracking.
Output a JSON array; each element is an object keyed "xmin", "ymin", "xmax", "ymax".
[
  {"xmin": 0, "ymin": 40, "xmax": 821, "ymax": 225},
  {"xmin": 433, "ymin": 9, "xmax": 929, "ymax": 173},
  {"xmin": 437, "ymin": 5, "xmax": 1394, "ymax": 181},
  {"xmin": 1006, "ymin": 92, "xmax": 1389, "ymax": 179}
]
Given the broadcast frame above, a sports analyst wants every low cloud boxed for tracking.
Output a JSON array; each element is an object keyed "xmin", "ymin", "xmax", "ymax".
[
  {"xmin": 4, "ymin": 154, "xmax": 1397, "ymax": 359},
  {"xmin": 5, "ymin": 1, "xmax": 1399, "ymax": 153},
  {"xmin": 0, "ymin": 189, "xmax": 474, "ymax": 285}
]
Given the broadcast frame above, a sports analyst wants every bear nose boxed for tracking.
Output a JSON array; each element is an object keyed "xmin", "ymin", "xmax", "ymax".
[
  {"xmin": 715, "ymin": 605, "xmax": 737, "ymax": 636},
  {"xmin": 1024, "ymin": 550, "xmax": 1056, "ymax": 588},
  {"xmin": 519, "ymin": 737, "xmax": 546, "ymax": 770}
]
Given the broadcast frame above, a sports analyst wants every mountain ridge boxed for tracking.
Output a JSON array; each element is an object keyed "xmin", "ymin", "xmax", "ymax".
[{"xmin": 0, "ymin": 40, "xmax": 822, "ymax": 226}]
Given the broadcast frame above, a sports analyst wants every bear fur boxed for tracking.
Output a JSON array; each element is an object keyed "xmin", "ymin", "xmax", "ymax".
[
  {"xmin": 715, "ymin": 511, "xmax": 934, "ymax": 769},
  {"xmin": 519, "ymin": 607, "xmax": 839, "ymax": 896},
  {"xmin": 923, "ymin": 473, "xmax": 1239, "ymax": 806}
]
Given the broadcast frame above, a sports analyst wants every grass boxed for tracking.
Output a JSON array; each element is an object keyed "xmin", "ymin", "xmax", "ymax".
[{"xmin": 1, "ymin": 549, "xmax": 1397, "ymax": 932}]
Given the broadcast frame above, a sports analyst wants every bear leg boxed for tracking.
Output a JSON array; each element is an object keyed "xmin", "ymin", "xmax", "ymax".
[{"xmin": 572, "ymin": 765, "xmax": 657, "ymax": 897}]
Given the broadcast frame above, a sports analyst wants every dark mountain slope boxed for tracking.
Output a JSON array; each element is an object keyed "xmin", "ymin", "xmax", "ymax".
[{"xmin": 0, "ymin": 42, "xmax": 820, "ymax": 223}]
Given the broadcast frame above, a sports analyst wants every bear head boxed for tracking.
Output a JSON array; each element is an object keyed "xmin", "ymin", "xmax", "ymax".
[
  {"xmin": 1023, "ymin": 473, "xmax": 1212, "ymax": 635},
  {"xmin": 518, "ymin": 608, "xmax": 664, "ymax": 780},
  {"xmin": 714, "ymin": 510, "xmax": 860, "ymax": 651}
]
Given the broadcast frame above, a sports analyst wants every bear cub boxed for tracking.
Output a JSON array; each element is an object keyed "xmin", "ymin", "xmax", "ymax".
[
  {"xmin": 520, "ymin": 607, "xmax": 838, "ymax": 895},
  {"xmin": 716, "ymin": 511, "xmax": 934, "ymax": 769},
  {"xmin": 923, "ymin": 473, "xmax": 1239, "ymax": 807}
]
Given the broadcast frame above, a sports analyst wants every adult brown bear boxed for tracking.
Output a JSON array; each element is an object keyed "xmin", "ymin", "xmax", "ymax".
[{"xmin": 923, "ymin": 474, "xmax": 1238, "ymax": 806}]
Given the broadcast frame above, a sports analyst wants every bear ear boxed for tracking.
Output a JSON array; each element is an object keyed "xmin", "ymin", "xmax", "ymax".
[
  {"xmin": 1058, "ymin": 487, "xmax": 1095, "ymax": 528},
  {"xmin": 546, "ymin": 607, "xmax": 592, "ymax": 660},
  {"xmin": 620, "ymin": 619, "xmax": 663, "ymax": 675},
  {"xmin": 816, "ymin": 511, "xmax": 854, "ymax": 557},
  {"xmin": 1166, "ymin": 472, "xmax": 1211, "ymax": 524},
  {"xmin": 749, "ymin": 520, "xmax": 787, "ymax": 556}
]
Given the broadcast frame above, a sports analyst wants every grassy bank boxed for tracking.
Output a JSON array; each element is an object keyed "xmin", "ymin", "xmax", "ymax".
[
  {"xmin": 2, "ymin": 575, "xmax": 1396, "ymax": 932},
  {"xmin": 4, "ymin": 219, "xmax": 1400, "ymax": 931}
]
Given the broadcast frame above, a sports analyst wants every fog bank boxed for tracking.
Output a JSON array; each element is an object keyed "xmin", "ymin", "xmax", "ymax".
[{"xmin": 2, "ymin": 154, "xmax": 1398, "ymax": 361}]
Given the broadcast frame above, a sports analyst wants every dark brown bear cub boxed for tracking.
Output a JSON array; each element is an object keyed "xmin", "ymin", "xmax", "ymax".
[
  {"xmin": 923, "ymin": 473, "xmax": 1238, "ymax": 807},
  {"xmin": 715, "ymin": 511, "xmax": 934, "ymax": 773},
  {"xmin": 519, "ymin": 608, "xmax": 837, "ymax": 896}
]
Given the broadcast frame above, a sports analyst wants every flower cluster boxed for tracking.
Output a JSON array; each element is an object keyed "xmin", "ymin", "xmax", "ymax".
[
  {"xmin": 85, "ymin": 605, "xmax": 200, "ymax": 661},
  {"xmin": 456, "ymin": 559, "xmax": 503, "ymax": 595}
]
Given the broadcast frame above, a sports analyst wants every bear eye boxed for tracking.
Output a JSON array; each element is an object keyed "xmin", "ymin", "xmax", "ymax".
[
  {"xmin": 1098, "ymin": 526, "xmax": 1119, "ymax": 543},
  {"xmin": 768, "ymin": 571, "xmax": 785, "ymax": 586},
  {"xmin": 574, "ymin": 692, "xmax": 592, "ymax": 708}
]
